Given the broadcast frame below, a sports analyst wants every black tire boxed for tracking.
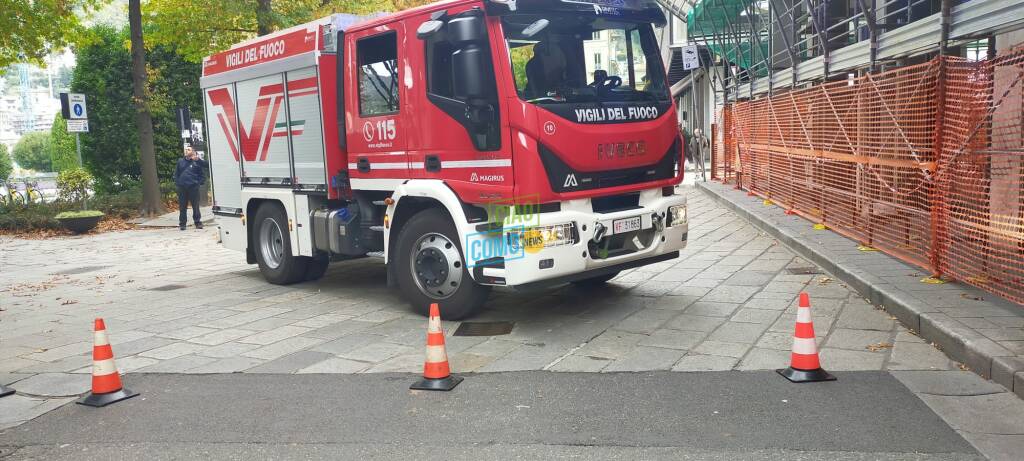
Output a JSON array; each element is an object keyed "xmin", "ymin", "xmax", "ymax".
[
  {"xmin": 253, "ymin": 202, "xmax": 309, "ymax": 285},
  {"xmin": 393, "ymin": 209, "xmax": 490, "ymax": 320},
  {"xmin": 571, "ymin": 271, "xmax": 620, "ymax": 287},
  {"xmin": 304, "ymin": 256, "xmax": 330, "ymax": 282}
]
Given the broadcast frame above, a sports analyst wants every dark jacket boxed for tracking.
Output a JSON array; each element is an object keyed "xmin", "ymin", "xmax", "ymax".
[{"xmin": 174, "ymin": 157, "xmax": 207, "ymax": 188}]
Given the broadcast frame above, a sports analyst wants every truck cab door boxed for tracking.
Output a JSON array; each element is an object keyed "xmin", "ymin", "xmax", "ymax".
[{"xmin": 345, "ymin": 25, "xmax": 409, "ymax": 184}]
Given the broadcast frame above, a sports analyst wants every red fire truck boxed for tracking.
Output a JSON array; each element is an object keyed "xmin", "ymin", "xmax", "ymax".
[{"xmin": 201, "ymin": 0, "xmax": 688, "ymax": 319}]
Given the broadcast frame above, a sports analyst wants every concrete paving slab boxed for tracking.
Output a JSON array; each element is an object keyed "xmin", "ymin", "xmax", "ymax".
[
  {"xmin": 9, "ymin": 373, "xmax": 88, "ymax": 397},
  {"xmin": 916, "ymin": 392, "xmax": 1024, "ymax": 435},
  {"xmin": 891, "ymin": 371, "xmax": 1008, "ymax": 396},
  {"xmin": 699, "ymin": 181, "xmax": 1024, "ymax": 397}
]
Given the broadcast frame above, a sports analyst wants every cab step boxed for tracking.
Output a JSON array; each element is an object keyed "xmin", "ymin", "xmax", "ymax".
[
  {"xmin": 366, "ymin": 251, "xmax": 385, "ymax": 259},
  {"xmin": 369, "ymin": 225, "xmax": 385, "ymax": 232}
]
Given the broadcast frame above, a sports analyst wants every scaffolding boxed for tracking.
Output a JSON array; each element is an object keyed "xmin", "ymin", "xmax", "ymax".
[{"xmin": 658, "ymin": 0, "xmax": 1024, "ymax": 101}]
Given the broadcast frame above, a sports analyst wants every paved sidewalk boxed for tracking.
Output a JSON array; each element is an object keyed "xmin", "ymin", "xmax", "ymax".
[
  {"xmin": 135, "ymin": 206, "xmax": 215, "ymax": 228},
  {"xmin": 699, "ymin": 180, "xmax": 1024, "ymax": 399},
  {"xmin": 0, "ymin": 187, "xmax": 972, "ymax": 425}
]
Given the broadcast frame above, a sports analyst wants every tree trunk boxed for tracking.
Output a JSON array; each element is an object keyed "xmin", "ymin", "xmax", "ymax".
[
  {"xmin": 257, "ymin": 0, "xmax": 274, "ymax": 36},
  {"xmin": 129, "ymin": 0, "xmax": 165, "ymax": 217}
]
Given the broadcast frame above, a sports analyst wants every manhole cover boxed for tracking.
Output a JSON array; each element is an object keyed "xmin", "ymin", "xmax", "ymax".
[
  {"xmin": 53, "ymin": 265, "xmax": 111, "ymax": 275},
  {"xmin": 149, "ymin": 284, "xmax": 187, "ymax": 291},
  {"xmin": 787, "ymin": 267, "xmax": 822, "ymax": 275},
  {"xmin": 453, "ymin": 321, "xmax": 514, "ymax": 337}
]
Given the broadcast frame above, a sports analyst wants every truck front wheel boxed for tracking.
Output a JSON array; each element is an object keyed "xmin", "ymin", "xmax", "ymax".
[
  {"xmin": 394, "ymin": 209, "xmax": 489, "ymax": 320},
  {"xmin": 253, "ymin": 203, "xmax": 309, "ymax": 285}
]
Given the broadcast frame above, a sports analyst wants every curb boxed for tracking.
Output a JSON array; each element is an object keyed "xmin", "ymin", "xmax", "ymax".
[{"xmin": 697, "ymin": 181, "xmax": 1024, "ymax": 400}]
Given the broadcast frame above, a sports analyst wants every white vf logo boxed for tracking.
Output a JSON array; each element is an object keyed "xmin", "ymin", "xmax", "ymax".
[{"xmin": 564, "ymin": 174, "xmax": 579, "ymax": 188}]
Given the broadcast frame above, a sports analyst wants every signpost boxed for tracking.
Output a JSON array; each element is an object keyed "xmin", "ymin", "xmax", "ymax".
[
  {"xmin": 60, "ymin": 93, "xmax": 89, "ymax": 167},
  {"xmin": 682, "ymin": 45, "xmax": 700, "ymax": 71}
]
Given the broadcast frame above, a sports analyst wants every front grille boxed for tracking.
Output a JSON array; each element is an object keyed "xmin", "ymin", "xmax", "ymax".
[{"xmin": 592, "ymin": 194, "xmax": 640, "ymax": 213}]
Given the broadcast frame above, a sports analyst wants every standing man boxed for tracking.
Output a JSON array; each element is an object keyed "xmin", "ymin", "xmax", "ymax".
[{"xmin": 173, "ymin": 147, "xmax": 207, "ymax": 230}]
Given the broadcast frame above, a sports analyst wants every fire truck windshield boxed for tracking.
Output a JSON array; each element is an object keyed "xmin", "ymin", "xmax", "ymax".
[{"xmin": 503, "ymin": 14, "xmax": 670, "ymax": 105}]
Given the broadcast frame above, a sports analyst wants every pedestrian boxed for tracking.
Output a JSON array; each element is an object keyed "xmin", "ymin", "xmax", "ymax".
[{"xmin": 173, "ymin": 147, "xmax": 207, "ymax": 231}]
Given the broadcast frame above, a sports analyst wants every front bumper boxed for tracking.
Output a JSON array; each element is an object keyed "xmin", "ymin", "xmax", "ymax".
[{"xmin": 466, "ymin": 189, "xmax": 688, "ymax": 287}]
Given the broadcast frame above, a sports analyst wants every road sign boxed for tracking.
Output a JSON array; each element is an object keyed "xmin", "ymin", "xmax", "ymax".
[
  {"xmin": 682, "ymin": 45, "xmax": 700, "ymax": 71},
  {"xmin": 67, "ymin": 119, "xmax": 90, "ymax": 133},
  {"xmin": 60, "ymin": 93, "xmax": 88, "ymax": 120}
]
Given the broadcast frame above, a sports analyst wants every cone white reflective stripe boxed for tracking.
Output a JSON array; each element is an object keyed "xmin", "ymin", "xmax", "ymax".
[
  {"xmin": 94, "ymin": 330, "xmax": 110, "ymax": 346},
  {"xmin": 426, "ymin": 344, "xmax": 448, "ymax": 363},
  {"xmin": 93, "ymin": 358, "xmax": 118, "ymax": 376},
  {"xmin": 792, "ymin": 337, "xmax": 818, "ymax": 355},
  {"xmin": 428, "ymin": 315, "xmax": 442, "ymax": 333},
  {"xmin": 796, "ymin": 307, "xmax": 812, "ymax": 323}
]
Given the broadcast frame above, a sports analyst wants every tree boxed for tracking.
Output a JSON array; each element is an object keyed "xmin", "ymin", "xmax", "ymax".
[
  {"xmin": 129, "ymin": 0, "xmax": 164, "ymax": 216},
  {"xmin": 12, "ymin": 132, "xmax": 52, "ymax": 172},
  {"xmin": 0, "ymin": 144, "xmax": 12, "ymax": 180},
  {"xmin": 146, "ymin": 0, "xmax": 430, "ymax": 62},
  {"xmin": 71, "ymin": 26, "xmax": 202, "ymax": 193},
  {"xmin": 51, "ymin": 115, "xmax": 79, "ymax": 172},
  {"xmin": 0, "ymin": 0, "xmax": 103, "ymax": 67}
]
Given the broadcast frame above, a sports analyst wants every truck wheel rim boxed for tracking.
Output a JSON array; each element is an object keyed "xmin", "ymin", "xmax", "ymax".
[
  {"xmin": 410, "ymin": 233, "xmax": 463, "ymax": 299},
  {"xmin": 259, "ymin": 218, "xmax": 286, "ymax": 270}
]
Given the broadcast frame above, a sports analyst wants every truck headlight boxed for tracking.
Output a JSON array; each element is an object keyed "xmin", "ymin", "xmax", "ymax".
[{"xmin": 669, "ymin": 205, "xmax": 687, "ymax": 227}]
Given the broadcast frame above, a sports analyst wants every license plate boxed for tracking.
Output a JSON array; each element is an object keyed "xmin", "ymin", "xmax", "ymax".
[{"xmin": 612, "ymin": 216, "xmax": 642, "ymax": 234}]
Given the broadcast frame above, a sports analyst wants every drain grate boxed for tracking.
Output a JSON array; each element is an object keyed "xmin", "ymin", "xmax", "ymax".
[
  {"xmin": 786, "ymin": 267, "xmax": 822, "ymax": 275},
  {"xmin": 453, "ymin": 321, "xmax": 515, "ymax": 337},
  {"xmin": 53, "ymin": 265, "xmax": 111, "ymax": 275},
  {"xmin": 149, "ymin": 284, "xmax": 187, "ymax": 291}
]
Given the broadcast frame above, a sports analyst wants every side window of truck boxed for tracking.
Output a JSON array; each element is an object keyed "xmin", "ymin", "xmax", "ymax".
[
  {"xmin": 357, "ymin": 32, "xmax": 399, "ymax": 116},
  {"xmin": 422, "ymin": 11, "xmax": 501, "ymax": 152}
]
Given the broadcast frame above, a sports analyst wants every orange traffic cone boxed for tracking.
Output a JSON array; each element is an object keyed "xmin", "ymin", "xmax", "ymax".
[
  {"xmin": 77, "ymin": 318, "xmax": 139, "ymax": 407},
  {"xmin": 0, "ymin": 384, "xmax": 13, "ymax": 398},
  {"xmin": 410, "ymin": 304, "xmax": 463, "ymax": 391},
  {"xmin": 777, "ymin": 293, "xmax": 836, "ymax": 383}
]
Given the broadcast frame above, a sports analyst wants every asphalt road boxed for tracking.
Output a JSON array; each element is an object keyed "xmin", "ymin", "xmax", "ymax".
[{"xmin": 0, "ymin": 371, "xmax": 981, "ymax": 460}]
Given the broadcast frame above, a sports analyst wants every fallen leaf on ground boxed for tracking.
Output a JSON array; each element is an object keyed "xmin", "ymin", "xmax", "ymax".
[{"xmin": 866, "ymin": 342, "xmax": 893, "ymax": 352}]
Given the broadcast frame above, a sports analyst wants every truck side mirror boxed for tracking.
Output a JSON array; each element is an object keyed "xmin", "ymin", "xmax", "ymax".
[
  {"xmin": 448, "ymin": 12, "xmax": 494, "ymax": 101},
  {"xmin": 452, "ymin": 45, "xmax": 495, "ymax": 100},
  {"xmin": 447, "ymin": 13, "xmax": 486, "ymax": 44},
  {"xmin": 417, "ymin": 20, "xmax": 444, "ymax": 40}
]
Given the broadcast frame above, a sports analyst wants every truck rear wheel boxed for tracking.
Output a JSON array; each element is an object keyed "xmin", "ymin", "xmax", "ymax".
[
  {"xmin": 394, "ymin": 209, "xmax": 489, "ymax": 320},
  {"xmin": 254, "ymin": 203, "xmax": 309, "ymax": 285}
]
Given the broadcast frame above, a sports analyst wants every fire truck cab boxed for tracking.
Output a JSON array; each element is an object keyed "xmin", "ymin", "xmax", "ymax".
[{"xmin": 201, "ymin": 0, "xmax": 688, "ymax": 319}]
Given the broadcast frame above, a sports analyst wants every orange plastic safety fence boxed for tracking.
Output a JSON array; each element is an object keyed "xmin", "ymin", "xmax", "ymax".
[
  {"xmin": 717, "ymin": 48, "xmax": 1024, "ymax": 305},
  {"xmin": 712, "ymin": 106, "xmax": 738, "ymax": 183}
]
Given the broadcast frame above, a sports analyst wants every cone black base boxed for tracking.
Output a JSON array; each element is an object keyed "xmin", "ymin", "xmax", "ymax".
[
  {"xmin": 0, "ymin": 385, "xmax": 14, "ymax": 398},
  {"xmin": 76, "ymin": 388, "xmax": 139, "ymax": 407},
  {"xmin": 410, "ymin": 375, "xmax": 463, "ymax": 391},
  {"xmin": 777, "ymin": 367, "xmax": 836, "ymax": 383}
]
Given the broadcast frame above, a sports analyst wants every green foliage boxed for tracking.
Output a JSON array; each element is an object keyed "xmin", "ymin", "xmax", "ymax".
[
  {"xmin": 0, "ymin": 144, "xmax": 12, "ymax": 180},
  {"xmin": 510, "ymin": 44, "xmax": 534, "ymax": 92},
  {"xmin": 145, "ymin": 0, "xmax": 426, "ymax": 62},
  {"xmin": 71, "ymin": 25, "xmax": 203, "ymax": 193},
  {"xmin": 57, "ymin": 168, "xmax": 94, "ymax": 205},
  {"xmin": 55, "ymin": 210, "xmax": 105, "ymax": 219},
  {"xmin": 0, "ymin": 0, "xmax": 103, "ymax": 67},
  {"xmin": 0, "ymin": 202, "xmax": 66, "ymax": 231},
  {"xmin": 12, "ymin": 132, "xmax": 52, "ymax": 172},
  {"xmin": 50, "ymin": 114, "xmax": 79, "ymax": 172}
]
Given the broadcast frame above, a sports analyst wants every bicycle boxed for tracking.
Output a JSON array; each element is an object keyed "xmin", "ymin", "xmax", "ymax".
[
  {"xmin": 22, "ymin": 180, "xmax": 42, "ymax": 204},
  {"xmin": 1, "ymin": 180, "xmax": 25, "ymax": 207}
]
